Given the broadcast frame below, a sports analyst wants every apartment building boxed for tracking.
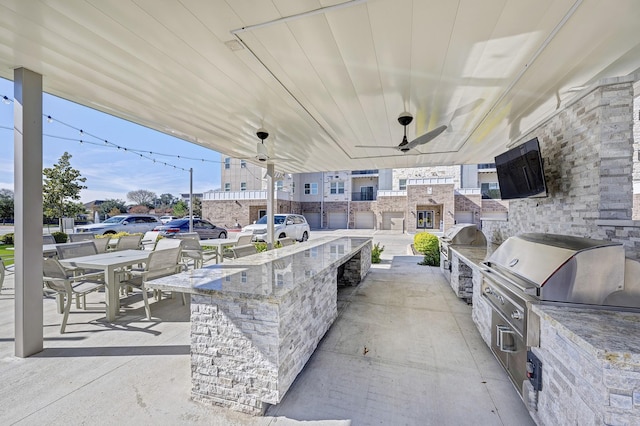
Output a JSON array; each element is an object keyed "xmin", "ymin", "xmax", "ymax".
[{"xmin": 201, "ymin": 157, "xmax": 509, "ymax": 233}]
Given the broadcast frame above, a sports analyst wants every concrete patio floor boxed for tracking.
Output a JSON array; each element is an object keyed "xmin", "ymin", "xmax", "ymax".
[{"xmin": 0, "ymin": 230, "xmax": 533, "ymax": 425}]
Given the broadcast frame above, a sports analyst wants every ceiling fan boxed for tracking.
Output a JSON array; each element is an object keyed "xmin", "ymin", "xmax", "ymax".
[{"xmin": 356, "ymin": 112, "xmax": 447, "ymax": 153}]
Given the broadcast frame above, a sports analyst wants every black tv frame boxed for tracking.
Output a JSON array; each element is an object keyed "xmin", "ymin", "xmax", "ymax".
[{"xmin": 495, "ymin": 137, "xmax": 548, "ymax": 200}]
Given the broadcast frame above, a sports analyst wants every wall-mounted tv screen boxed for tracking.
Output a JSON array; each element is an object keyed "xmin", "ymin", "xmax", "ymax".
[{"xmin": 494, "ymin": 137, "xmax": 547, "ymax": 200}]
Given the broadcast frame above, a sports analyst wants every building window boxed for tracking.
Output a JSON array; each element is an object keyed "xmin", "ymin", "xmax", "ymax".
[
  {"xmin": 224, "ymin": 157, "xmax": 230, "ymax": 169},
  {"xmin": 291, "ymin": 182, "xmax": 295, "ymax": 194},
  {"xmin": 240, "ymin": 160, "xmax": 246, "ymax": 168},
  {"xmin": 275, "ymin": 180, "xmax": 284, "ymax": 191},
  {"xmin": 240, "ymin": 182, "xmax": 246, "ymax": 191},
  {"xmin": 330, "ymin": 181, "xmax": 344, "ymax": 194},
  {"xmin": 481, "ymin": 182, "xmax": 501, "ymax": 199},
  {"xmin": 304, "ymin": 182, "xmax": 318, "ymax": 195},
  {"xmin": 224, "ymin": 183, "xmax": 231, "ymax": 192},
  {"xmin": 399, "ymin": 179, "xmax": 407, "ymax": 190}
]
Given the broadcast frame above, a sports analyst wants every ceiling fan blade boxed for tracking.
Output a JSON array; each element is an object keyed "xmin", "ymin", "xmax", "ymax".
[
  {"xmin": 406, "ymin": 125, "xmax": 447, "ymax": 149},
  {"xmin": 355, "ymin": 145, "xmax": 402, "ymax": 149}
]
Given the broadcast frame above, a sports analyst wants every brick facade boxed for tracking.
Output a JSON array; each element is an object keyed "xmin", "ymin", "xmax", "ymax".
[{"xmin": 406, "ymin": 183, "xmax": 454, "ymax": 233}]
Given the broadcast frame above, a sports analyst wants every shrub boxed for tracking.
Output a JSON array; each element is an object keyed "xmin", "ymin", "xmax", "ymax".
[
  {"xmin": 414, "ymin": 232, "xmax": 440, "ymax": 266},
  {"xmin": 0, "ymin": 232, "xmax": 14, "ymax": 244},
  {"xmin": 371, "ymin": 242, "xmax": 384, "ymax": 264},
  {"xmin": 51, "ymin": 231, "xmax": 68, "ymax": 243}
]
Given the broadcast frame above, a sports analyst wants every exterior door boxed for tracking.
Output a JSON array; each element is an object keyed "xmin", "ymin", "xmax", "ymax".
[{"xmin": 417, "ymin": 210, "xmax": 434, "ymax": 229}]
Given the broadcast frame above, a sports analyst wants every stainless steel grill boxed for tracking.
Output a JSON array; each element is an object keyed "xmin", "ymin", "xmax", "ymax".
[
  {"xmin": 439, "ymin": 224, "xmax": 487, "ymax": 282},
  {"xmin": 479, "ymin": 233, "xmax": 632, "ymax": 397}
]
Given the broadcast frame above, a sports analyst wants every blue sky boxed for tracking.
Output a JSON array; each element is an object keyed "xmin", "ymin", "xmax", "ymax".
[{"xmin": 0, "ymin": 77, "xmax": 222, "ymax": 203}]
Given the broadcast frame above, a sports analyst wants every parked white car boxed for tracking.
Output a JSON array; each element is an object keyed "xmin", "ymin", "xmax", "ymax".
[
  {"xmin": 242, "ymin": 214, "xmax": 310, "ymax": 242},
  {"xmin": 159, "ymin": 215, "xmax": 177, "ymax": 224},
  {"xmin": 75, "ymin": 214, "xmax": 162, "ymax": 235}
]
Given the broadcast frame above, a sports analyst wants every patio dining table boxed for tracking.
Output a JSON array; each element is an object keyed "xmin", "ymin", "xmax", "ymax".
[
  {"xmin": 199, "ymin": 238, "xmax": 238, "ymax": 263},
  {"xmin": 58, "ymin": 249, "xmax": 151, "ymax": 321}
]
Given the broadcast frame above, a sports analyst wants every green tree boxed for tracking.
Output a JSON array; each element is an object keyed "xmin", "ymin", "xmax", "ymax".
[
  {"xmin": 157, "ymin": 193, "xmax": 177, "ymax": 208},
  {"xmin": 0, "ymin": 189, "xmax": 14, "ymax": 222},
  {"xmin": 172, "ymin": 200, "xmax": 188, "ymax": 217},
  {"xmin": 98, "ymin": 199, "xmax": 127, "ymax": 218},
  {"xmin": 42, "ymin": 152, "xmax": 87, "ymax": 227},
  {"xmin": 192, "ymin": 197, "xmax": 202, "ymax": 217},
  {"xmin": 127, "ymin": 189, "xmax": 156, "ymax": 207}
]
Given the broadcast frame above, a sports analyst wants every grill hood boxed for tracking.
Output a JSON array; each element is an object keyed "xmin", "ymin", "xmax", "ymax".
[
  {"xmin": 483, "ymin": 233, "xmax": 626, "ymax": 306},
  {"xmin": 441, "ymin": 224, "xmax": 487, "ymax": 246}
]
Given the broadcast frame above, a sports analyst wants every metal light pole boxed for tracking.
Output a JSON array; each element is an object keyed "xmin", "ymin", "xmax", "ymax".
[{"xmin": 189, "ymin": 167, "xmax": 193, "ymax": 232}]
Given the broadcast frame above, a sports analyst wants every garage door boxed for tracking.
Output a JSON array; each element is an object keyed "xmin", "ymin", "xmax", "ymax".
[
  {"xmin": 303, "ymin": 212, "xmax": 321, "ymax": 229},
  {"xmin": 455, "ymin": 211, "xmax": 473, "ymax": 224},
  {"xmin": 328, "ymin": 212, "xmax": 347, "ymax": 229},
  {"xmin": 382, "ymin": 212, "xmax": 404, "ymax": 230},
  {"xmin": 354, "ymin": 211, "xmax": 375, "ymax": 229}
]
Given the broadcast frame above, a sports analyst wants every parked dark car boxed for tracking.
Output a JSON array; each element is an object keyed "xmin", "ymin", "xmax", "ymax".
[{"xmin": 154, "ymin": 218, "xmax": 227, "ymax": 240}]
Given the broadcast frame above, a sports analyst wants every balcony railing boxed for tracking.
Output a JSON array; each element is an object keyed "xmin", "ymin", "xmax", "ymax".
[{"xmin": 352, "ymin": 192, "xmax": 376, "ymax": 201}]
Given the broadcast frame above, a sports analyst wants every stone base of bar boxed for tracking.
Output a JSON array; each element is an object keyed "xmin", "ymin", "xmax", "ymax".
[{"xmin": 143, "ymin": 237, "xmax": 373, "ymax": 415}]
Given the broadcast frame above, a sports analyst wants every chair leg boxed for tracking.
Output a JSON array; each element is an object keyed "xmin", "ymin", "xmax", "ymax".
[
  {"xmin": 60, "ymin": 292, "xmax": 72, "ymax": 333},
  {"xmin": 141, "ymin": 286, "xmax": 151, "ymax": 320}
]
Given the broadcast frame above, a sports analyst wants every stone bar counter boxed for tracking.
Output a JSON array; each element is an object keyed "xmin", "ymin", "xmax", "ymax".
[{"xmin": 147, "ymin": 236, "xmax": 372, "ymax": 415}]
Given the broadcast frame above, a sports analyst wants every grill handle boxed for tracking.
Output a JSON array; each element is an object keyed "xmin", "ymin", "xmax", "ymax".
[
  {"xmin": 496, "ymin": 324, "xmax": 518, "ymax": 353},
  {"xmin": 481, "ymin": 267, "xmax": 537, "ymax": 296}
]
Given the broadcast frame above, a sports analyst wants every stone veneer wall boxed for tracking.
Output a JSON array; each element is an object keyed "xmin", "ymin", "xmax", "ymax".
[
  {"xmin": 527, "ymin": 307, "xmax": 640, "ymax": 425},
  {"xmin": 634, "ymin": 80, "xmax": 640, "ymax": 219},
  {"xmin": 448, "ymin": 253, "xmax": 473, "ymax": 302},
  {"xmin": 190, "ymin": 265, "xmax": 338, "ymax": 415},
  {"xmin": 481, "ymin": 77, "xmax": 640, "ymax": 260}
]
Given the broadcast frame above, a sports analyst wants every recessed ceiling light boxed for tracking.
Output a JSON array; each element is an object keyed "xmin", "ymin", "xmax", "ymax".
[{"xmin": 224, "ymin": 40, "xmax": 244, "ymax": 51}]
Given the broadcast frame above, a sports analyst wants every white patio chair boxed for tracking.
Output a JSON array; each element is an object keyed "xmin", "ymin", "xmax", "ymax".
[
  {"xmin": 43, "ymin": 258, "xmax": 105, "ymax": 333},
  {"xmin": 43, "ymin": 234, "xmax": 56, "ymax": 244},
  {"xmin": 93, "ymin": 237, "xmax": 111, "ymax": 253},
  {"xmin": 56, "ymin": 241, "xmax": 100, "ymax": 275},
  {"xmin": 177, "ymin": 236, "xmax": 218, "ymax": 269},
  {"xmin": 231, "ymin": 244, "xmax": 258, "ymax": 258},
  {"xmin": 113, "ymin": 234, "xmax": 142, "ymax": 251},
  {"xmin": 277, "ymin": 237, "xmax": 295, "ymax": 247},
  {"xmin": 68, "ymin": 233, "xmax": 96, "ymax": 242},
  {"xmin": 140, "ymin": 231, "xmax": 160, "ymax": 251},
  {"xmin": 118, "ymin": 246, "xmax": 185, "ymax": 320},
  {"xmin": 154, "ymin": 238, "xmax": 182, "ymax": 250},
  {"xmin": 0, "ymin": 256, "xmax": 15, "ymax": 294},
  {"xmin": 221, "ymin": 233, "xmax": 254, "ymax": 259}
]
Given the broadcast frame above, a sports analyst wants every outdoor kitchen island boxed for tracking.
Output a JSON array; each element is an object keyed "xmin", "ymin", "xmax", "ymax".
[
  {"xmin": 146, "ymin": 236, "xmax": 372, "ymax": 415},
  {"xmin": 449, "ymin": 240, "xmax": 640, "ymax": 426}
]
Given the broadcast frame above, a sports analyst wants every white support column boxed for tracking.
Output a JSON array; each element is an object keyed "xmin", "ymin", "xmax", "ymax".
[
  {"xmin": 266, "ymin": 163, "xmax": 275, "ymax": 249},
  {"xmin": 14, "ymin": 68, "xmax": 44, "ymax": 357}
]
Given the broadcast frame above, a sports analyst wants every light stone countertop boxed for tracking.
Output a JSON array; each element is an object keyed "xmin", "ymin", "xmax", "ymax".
[
  {"xmin": 449, "ymin": 244, "xmax": 499, "ymax": 268},
  {"xmin": 532, "ymin": 304, "xmax": 640, "ymax": 368},
  {"xmin": 146, "ymin": 236, "xmax": 371, "ymax": 299}
]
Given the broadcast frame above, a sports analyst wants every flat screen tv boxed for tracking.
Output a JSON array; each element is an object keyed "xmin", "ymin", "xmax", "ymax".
[{"xmin": 494, "ymin": 137, "xmax": 547, "ymax": 200}]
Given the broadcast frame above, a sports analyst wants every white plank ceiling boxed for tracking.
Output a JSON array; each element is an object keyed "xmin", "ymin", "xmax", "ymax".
[{"xmin": 0, "ymin": 0, "xmax": 639, "ymax": 173}]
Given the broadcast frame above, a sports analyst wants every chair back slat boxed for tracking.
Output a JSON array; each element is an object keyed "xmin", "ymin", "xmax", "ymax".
[
  {"xmin": 114, "ymin": 234, "xmax": 142, "ymax": 251},
  {"xmin": 43, "ymin": 235, "xmax": 56, "ymax": 244},
  {"xmin": 145, "ymin": 247, "xmax": 182, "ymax": 280},
  {"xmin": 235, "ymin": 234, "xmax": 254, "ymax": 246},
  {"xmin": 141, "ymin": 231, "xmax": 160, "ymax": 250},
  {"xmin": 176, "ymin": 232, "xmax": 200, "ymax": 241},
  {"xmin": 56, "ymin": 241, "xmax": 98, "ymax": 259},
  {"xmin": 68, "ymin": 233, "xmax": 96, "ymax": 242},
  {"xmin": 43, "ymin": 258, "xmax": 71, "ymax": 281},
  {"xmin": 93, "ymin": 237, "xmax": 111, "ymax": 253},
  {"xmin": 154, "ymin": 238, "xmax": 182, "ymax": 250},
  {"xmin": 278, "ymin": 237, "xmax": 295, "ymax": 246},
  {"xmin": 231, "ymin": 244, "xmax": 258, "ymax": 258}
]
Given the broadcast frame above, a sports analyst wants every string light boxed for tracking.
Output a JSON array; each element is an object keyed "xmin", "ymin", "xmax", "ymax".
[{"xmin": 1, "ymin": 92, "xmax": 226, "ymax": 172}]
